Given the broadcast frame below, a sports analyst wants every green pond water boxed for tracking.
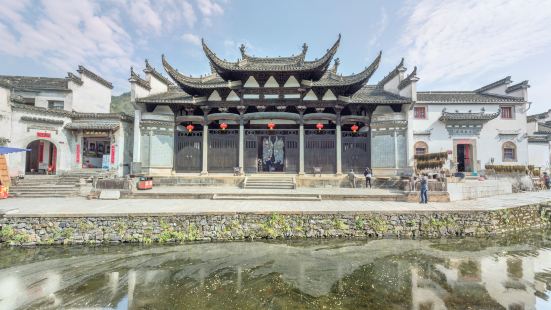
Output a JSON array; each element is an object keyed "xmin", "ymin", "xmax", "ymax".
[{"xmin": 1, "ymin": 231, "xmax": 551, "ymax": 310}]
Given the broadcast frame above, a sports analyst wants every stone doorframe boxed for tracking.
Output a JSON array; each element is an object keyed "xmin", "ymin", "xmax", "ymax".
[{"xmin": 453, "ymin": 139, "xmax": 478, "ymax": 173}]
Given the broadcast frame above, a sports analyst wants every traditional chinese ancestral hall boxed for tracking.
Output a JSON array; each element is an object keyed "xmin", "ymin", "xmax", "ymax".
[
  {"xmin": 132, "ymin": 35, "xmax": 416, "ymax": 176},
  {"xmin": 127, "ymin": 34, "xmax": 534, "ymax": 177}
]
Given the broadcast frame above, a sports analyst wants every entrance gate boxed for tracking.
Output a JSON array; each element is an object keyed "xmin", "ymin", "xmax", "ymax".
[
  {"xmin": 305, "ymin": 129, "xmax": 336, "ymax": 174},
  {"xmin": 244, "ymin": 129, "xmax": 299, "ymax": 174},
  {"xmin": 175, "ymin": 131, "xmax": 202, "ymax": 172},
  {"xmin": 208, "ymin": 129, "xmax": 239, "ymax": 172},
  {"xmin": 342, "ymin": 131, "xmax": 370, "ymax": 173}
]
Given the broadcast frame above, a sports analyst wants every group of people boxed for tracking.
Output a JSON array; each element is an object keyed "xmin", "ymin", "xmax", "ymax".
[{"xmin": 347, "ymin": 167, "xmax": 373, "ymax": 189}]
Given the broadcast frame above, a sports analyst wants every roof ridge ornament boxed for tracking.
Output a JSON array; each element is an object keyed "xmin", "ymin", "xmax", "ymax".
[
  {"xmin": 398, "ymin": 66, "xmax": 419, "ymax": 90},
  {"xmin": 475, "ymin": 76, "xmax": 512, "ymax": 93},
  {"xmin": 378, "ymin": 57, "xmax": 406, "ymax": 86}
]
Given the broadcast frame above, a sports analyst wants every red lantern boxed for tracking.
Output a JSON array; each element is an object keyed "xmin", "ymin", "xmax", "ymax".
[
  {"xmin": 220, "ymin": 122, "xmax": 228, "ymax": 130},
  {"xmin": 351, "ymin": 124, "xmax": 359, "ymax": 133},
  {"xmin": 316, "ymin": 122, "xmax": 324, "ymax": 131},
  {"xmin": 267, "ymin": 122, "xmax": 275, "ymax": 130},
  {"xmin": 186, "ymin": 124, "xmax": 194, "ymax": 132}
]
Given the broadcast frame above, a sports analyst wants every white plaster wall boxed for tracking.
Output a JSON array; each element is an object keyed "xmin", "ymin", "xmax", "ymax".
[
  {"xmin": 0, "ymin": 87, "xmax": 11, "ymax": 142},
  {"xmin": 528, "ymin": 142, "xmax": 550, "ymax": 170},
  {"xmin": 482, "ymin": 83, "xmax": 509, "ymax": 97},
  {"xmin": 70, "ymin": 75, "xmax": 111, "ymax": 113},
  {"xmin": 5, "ymin": 110, "xmax": 73, "ymax": 176},
  {"xmin": 131, "ymin": 83, "xmax": 151, "ymax": 102},
  {"xmin": 382, "ymin": 75, "xmax": 401, "ymax": 95},
  {"xmin": 409, "ymin": 103, "xmax": 529, "ymax": 171},
  {"xmin": 146, "ymin": 74, "xmax": 168, "ymax": 95},
  {"xmin": 14, "ymin": 90, "xmax": 70, "ymax": 111},
  {"xmin": 244, "ymin": 76, "xmax": 259, "ymax": 88}
]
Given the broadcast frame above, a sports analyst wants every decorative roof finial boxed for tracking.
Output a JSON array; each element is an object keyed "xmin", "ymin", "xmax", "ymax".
[
  {"xmin": 302, "ymin": 43, "xmax": 308, "ymax": 54},
  {"xmin": 332, "ymin": 57, "xmax": 340, "ymax": 73},
  {"xmin": 239, "ymin": 43, "xmax": 246, "ymax": 58}
]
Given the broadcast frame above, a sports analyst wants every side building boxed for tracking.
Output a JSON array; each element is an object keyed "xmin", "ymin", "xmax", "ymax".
[
  {"xmin": 0, "ymin": 67, "xmax": 133, "ymax": 177},
  {"xmin": 527, "ymin": 109, "xmax": 551, "ymax": 172},
  {"xmin": 129, "ymin": 35, "xmax": 531, "ymax": 177}
]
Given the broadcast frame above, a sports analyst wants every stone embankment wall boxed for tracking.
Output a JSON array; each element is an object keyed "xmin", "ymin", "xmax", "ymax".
[{"xmin": 1, "ymin": 203, "xmax": 550, "ymax": 246}]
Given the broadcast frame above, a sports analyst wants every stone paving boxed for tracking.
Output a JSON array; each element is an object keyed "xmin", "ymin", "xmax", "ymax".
[{"xmin": 1, "ymin": 190, "xmax": 551, "ymax": 216}]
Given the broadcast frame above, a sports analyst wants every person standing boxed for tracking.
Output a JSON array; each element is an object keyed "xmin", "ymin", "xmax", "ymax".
[
  {"xmin": 544, "ymin": 172, "xmax": 550, "ymax": 190},
  {"xmin": 363, "ymin": 167, "xmax": 372, "ymax": 188},
  {"xmin": 420, "ymin": 175, "xmax": 429, "ymax": 203},
  {"xmin": 348, "ymin": 169, "xmax": 356, "ymax": 188}
]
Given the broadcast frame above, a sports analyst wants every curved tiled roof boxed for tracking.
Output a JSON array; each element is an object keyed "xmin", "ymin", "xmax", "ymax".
[
  {"xmin": 506, "ymin": 80, "xmax": 529, "ymax": 93},
  {"xmin": 474, "ymin": 76, "xmax": 511, "ymax": 93},
  {"xmin": 417, "ymin": 91, "xmax": 524, "ymax": 103},
  {"xmin": 439, "ymin": 110, "xmax": 500, "ymax": 121},
  {"xmin": 239, "ymin": 42, "xmax": 308, "ymax": 65},
  {"xmin": 135, "ymin": 85, "xmax": 194, "ymax": 104},
  {"xmin": 77, "ymin": 66, "xmax": 113, "ymax": 89},
  {"xmin": 350, "ymin": 85, "xmax": 411, "ymax": 104},
  {"xmin": 144, "ymin": 59, "xmax": 173, "ymax": 85},
  {"xmin": 202, "ymin": 35, "xmax": 340, "ymax": 73},
  {"xmin": 129, "ymin": 67, "xmax": 151, "ymax": 90},
  {"xmin": 309, "ymin": 51, "xmax": 381, "ymax": 92}
]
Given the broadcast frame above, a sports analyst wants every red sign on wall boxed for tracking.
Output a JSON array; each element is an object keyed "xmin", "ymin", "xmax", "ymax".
[
  {"xmin": 36, "ymin": 132, "xmax": 51, "ymax": 138},
  {"xmin": 76, "ymin": 144, "xmax": 81, "ymax": 164},
  {"xmin": 110, "ymin": 144, "xmax": 115, "ymax": 164}
]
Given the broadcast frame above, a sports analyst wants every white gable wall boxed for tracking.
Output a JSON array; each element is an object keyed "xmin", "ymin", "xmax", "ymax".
[
  {"xmin": 303, "ymin": 90, "xmax": 318, "ymax": 101},
  {"xmin": 264, "ymin": 76, "xmax": 279, "ymax": 87},
  {"xmin": 244, "ymin": 76, "xmax": 259, "ymax": 88},
  {"xmin": 70, "ymin": 74, "xmax": 111, "ymax": 113},
  {"xmin": 146, "ymin": 74, "xmax": 169, "ymax": 95},
  {"xmin": 283, "ymin": 76, "xmax": 300, "ymax": 87}
]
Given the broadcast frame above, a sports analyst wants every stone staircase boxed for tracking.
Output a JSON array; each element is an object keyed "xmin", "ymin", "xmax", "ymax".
[
  {"xmin": 243, "ymin": 176, "xmax": 296, "ymax": 189},
  {"xmin": 10, "ymin": 175, "xmax": 80, "ymax": 198},
  {"xmin": 212, "ymin": 193, "xmax": 320, "ymax": 201}
]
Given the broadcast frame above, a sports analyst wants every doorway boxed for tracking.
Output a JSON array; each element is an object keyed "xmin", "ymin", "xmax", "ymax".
[
  {"xmin": 25, "ymin": 140, "xmax": 57, "ymax": 174},
  {"xmin": 258, "ymin": 135, "xmax": 285, "ymax": 172},
  {"xmin": 456, "ymin": 143, "xmax": 473, "ymax": 172}
]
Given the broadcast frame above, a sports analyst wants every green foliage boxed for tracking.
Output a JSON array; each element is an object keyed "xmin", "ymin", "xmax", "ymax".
[
  {"xmin": 114, "ymin": 221, "xmax": 127, "ymax": 237},
  {"xmin": 499, "ymin": 209, "xmax": 511, "ymax": 225},
  {"xmin": 368, "ymin": 216, "xmax": 388, "ymax": 234},
  {"xmin": 333, "ymin": 218, "xmax": 347, "ymax": 230},
  {"xmin": 0, "ymin": 225, "xmax": 15, "ymax": 242},
  {"xmin": 110, "ymin": 92, "xmax": 132, "ymax": 115},
  {"xmin": 355, "ymin": 217, "xmax": 365, "ymax": 230},
  {"xmin": 62, "ymin": 228, "xmax": 75, "ymax": 239},
  {"xmin": 261, "ymin": 213, "xmax": 291, "ymax": 239},
  {"xmin": 187, "ymin": 223, "xmax": 199, "ymax": 241}
]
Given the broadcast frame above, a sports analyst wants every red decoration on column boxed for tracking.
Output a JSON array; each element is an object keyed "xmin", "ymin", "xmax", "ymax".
[
  {"xmin": 351, "ymin": 124, "xmax": 359, "ymax": 133},
  {"xmin": 316, "ymin": 122, "xmax": 324, "ymax": 131},
  {"xmin": 110, "ymin": 144, "xmax": 116, "ymax": 164},
  {"xmin": 186, "ymin": 124, "xmax": 194, "ymax": 133},
  {"xmin": 220, "ymin": 122, "xmax": 228, "ymax": 130},
  {"xmin": 76, "ymin": 144, "xmax": 81, "ymax": 163},
  {"xmin": 267, "ymin": 122, "xmax": 275, "ymax": 130}
]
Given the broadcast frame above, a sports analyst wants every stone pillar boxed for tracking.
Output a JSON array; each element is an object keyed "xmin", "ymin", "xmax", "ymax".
[
  {"xmin": 394, "ymin": 130, "xmax": 399, "ymax": 169},
  {"xmin": 201, "ymin": 124, "xmax": 208, "ymax": 174},
  {"xmin": 239, "ymin": 121, "xmax": 244, "ymax": 173},
  {"xmin": 238, "ymin": 106, "xmax": 246, "ymax": 174},
  {"xmin": 335, "ymin": 106, "xmax": 343, "ymax": 175},
  {"xmin": 298, "ymin": 105, "xmax": 306, "ymax": 175},
  {"xmin": 132, "ymin": 109, "xmax": 141, "ymax": 162}
]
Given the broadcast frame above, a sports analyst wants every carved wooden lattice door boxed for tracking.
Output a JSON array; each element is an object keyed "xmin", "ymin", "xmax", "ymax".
[
  {"xmin": 342, "ymin": 131, "xmax": 370, "ymax": 173},
  {"xmin": 208, "ymin": 129, "xmax": 239, "ymax": 172},
  {"xmin": 305, "ymin": 129, "xmax": 336, "ymax": 174}
]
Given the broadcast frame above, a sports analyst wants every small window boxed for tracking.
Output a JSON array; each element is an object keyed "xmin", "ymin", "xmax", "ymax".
[
  {"xmin": 501, "ymin": 106, "xmax": 513, "ymax": 119},
  {"xmin": 23, "ymin": 97, "xmax": 35, "ymax": 106},
  {"xmin": 48, "ymin": 100, "xmax": 64, "ymax": 110},
  {"xmin": 414, "ymin": 107, "xmax": 426, "ymax": 119},
  {"xmin": 414, "ymin": 141, "xmax": 428, "ymax": 155},
  {"xmin": 502, "ymin": 142, "xmax": 517, "ymax": 162}
]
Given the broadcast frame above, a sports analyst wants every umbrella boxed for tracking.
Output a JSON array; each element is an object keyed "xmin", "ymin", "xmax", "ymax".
[{"xmin": 0, "ymin": 147, "xmax": 31, "ymax": 155}]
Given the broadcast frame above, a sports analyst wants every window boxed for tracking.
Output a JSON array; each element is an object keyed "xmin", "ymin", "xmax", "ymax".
[
  {"xmin": 501, "ymin": 106, "xmax": 513, "ymax": 119},
  {"xmin": 22, "ymin": 97, "xmax": 35, "ymax": 106},
  {"xmin": 414, "ymin": 107, "xmax": 426, "ymax": 119},
  {"xmin": 502, "ymin": 142, "xmax": 517, "ymax": 162},
  {"xmin": 414, "ymin": 141, "xmax": 428, "ymax": 155},
  {"xmin": 48, "ymin": 100, "xmax": 64, "ymax": 110}
]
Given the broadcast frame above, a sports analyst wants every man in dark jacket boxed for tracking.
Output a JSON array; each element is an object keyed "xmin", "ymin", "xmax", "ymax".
[
  {"xmin": 419, "ymin": 175, "xmax": 429, "ymax": 203},
  {"xmin": 363, "ymin": 167, "xmax": 372, "ymax": 188}
]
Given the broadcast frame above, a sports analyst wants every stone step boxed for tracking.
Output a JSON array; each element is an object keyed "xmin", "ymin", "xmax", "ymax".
[
  {"xmin": 244, "ymin": 185, "xmax": 295, "ymax": 189},
  {"xmin": 12, "ymin": 193, "xmax": 76, "ymax": 198},
  {"xmin": 212, "ymin": 194, "xmax": 321, "ymax": 201},
  {"xmin": 11, "ymin": 184, "xmax": 76, "ymax": 189}
]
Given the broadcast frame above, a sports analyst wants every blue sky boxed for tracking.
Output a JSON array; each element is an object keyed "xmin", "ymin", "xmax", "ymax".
[{"xmin": 1, "ymin": 0, "xmax": 550, "ymax": 113}]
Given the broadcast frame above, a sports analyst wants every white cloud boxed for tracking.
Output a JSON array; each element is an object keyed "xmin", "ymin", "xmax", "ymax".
[
  {"xmin": 182, "ymin": 33, "xmax": 201, "ymax": 46},
  {"xmin": 368, "ymin": 7, "xmax": 388, "ymax": 47},
  {"xmin": 127, "ymin": 0, "xmax": 162, "ymax": 34},
  {"xmin": 196, "ymin": 0, "xmax": 224, "ymax": 17},
  {"xmin": 400, "ymin": 0, "xmax": 551, "ymax": 84}
]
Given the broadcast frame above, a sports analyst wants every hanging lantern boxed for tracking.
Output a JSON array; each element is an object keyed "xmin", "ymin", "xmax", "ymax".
[
  {"xmin": 267, "ymin": 122, "xmax": 275, "ymax": 130},
  {"xmin": 186, "ymin": 124, "xmax": 194, "ymax": 133},
  {"xmin": 316, "ymin": 122, "xmax": 324, "ymax": 131},
  {"xmin": 351, "ymin": 124, "xmax": 359, "ymax": 133},
  {"xmin": 220, "ymin": 122, "xmax": 228, "ymax": 130}
]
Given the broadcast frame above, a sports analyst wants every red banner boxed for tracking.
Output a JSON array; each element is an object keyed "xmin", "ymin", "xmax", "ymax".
[
  {"xmin": 36, "ymin": 132, "xmax": 51, "ymax": 138},
  {"xmin": 110, "ymin": 144, "xmax": 115, "ymax": 164},
  {"xmin": 76, "ymin": 144, "xmax": 80, "ymax": 163}
]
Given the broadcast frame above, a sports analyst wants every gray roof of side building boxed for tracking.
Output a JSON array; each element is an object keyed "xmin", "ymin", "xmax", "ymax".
[
  {"xmin": 417, "ymin": 91, "xmax": 524, "ymax": 103},
  {"xmin": 0, "ymin": 75, "xmax": 69, "ymax": 91}
]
